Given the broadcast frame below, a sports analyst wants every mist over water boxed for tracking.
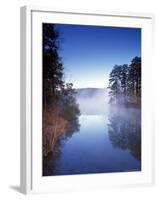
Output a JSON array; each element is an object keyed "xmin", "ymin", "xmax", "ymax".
[
  {"xmin": 75, "ymin": 87, "xmax": 141, "ymax": 168},
  {"xmin": 43, "ymin": 87, "xmax": 141, "ymax": 176},
  {"xmin": 75, "ymin": 88, "xmax": 109, "ymax": 115}
]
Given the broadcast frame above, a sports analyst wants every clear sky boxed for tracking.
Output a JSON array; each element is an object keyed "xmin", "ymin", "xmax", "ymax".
[{"xmin": 55, "ymin": 24, "xmax": 141, "ymax": 89}]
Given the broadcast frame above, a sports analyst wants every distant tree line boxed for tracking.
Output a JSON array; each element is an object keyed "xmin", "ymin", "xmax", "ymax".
[
  {"xmin": 108, "ymin": 57, "xmax": 141, "ymax": 106},
  {"xmin": 43, "ymin": 24, "xmax": 80, "ymax": 158}
]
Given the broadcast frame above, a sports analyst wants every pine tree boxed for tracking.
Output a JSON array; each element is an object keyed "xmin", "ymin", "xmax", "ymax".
[
  {"xmin": 108, "ymin": 65, "xmax": 121, "ymax": 104},
  {"xmin": 43, "ymin": 24, "xmax": 64, "ymax": 106},
  {"xmin": 129, "ymin": 56, "xmax": 141, "ymax": 97},
  {"xmin": 108, "ymin": 57, "xmax": 141, "ymax": 105}
]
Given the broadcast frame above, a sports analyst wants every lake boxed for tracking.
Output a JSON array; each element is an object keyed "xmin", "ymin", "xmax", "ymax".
[{"xmin": 43, "ymin": 104, "xmax": 141, "ymax": 176}]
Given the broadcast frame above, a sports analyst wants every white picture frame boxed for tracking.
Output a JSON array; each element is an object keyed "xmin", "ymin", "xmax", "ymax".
[{"xmin": 20, "ymin": 6, "xmax": 154, "ymax": 194}]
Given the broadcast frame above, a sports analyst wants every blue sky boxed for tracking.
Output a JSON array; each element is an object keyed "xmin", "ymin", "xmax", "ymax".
[{"xmin": 55, "ymin": 24, "xmax": 141, "ymax": 89}]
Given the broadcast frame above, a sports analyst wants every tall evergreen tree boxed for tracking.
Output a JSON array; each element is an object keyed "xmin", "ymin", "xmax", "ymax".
[
  {"xmin": 120, "ymin": 64, "xmax": 128, "ymax": 95},
  {"xmin": 128, "ymin": 57, "xmax": 141, "ymax": 97},
  {"xmin": 108, "ymin": 57, "xmax": 141, "ymax": 105},
  {"xmin": 43, "ymin": 24, "xmax": 64, "ymax": 106},
  {"xmin": 108, "ymin": 65, "xmax": 121, "ymax": 104}
]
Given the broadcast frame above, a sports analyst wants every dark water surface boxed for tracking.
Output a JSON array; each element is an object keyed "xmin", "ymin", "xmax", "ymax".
[{"xmin": 43, "ymin": 106, "xmax": 141, "ymax": 176}]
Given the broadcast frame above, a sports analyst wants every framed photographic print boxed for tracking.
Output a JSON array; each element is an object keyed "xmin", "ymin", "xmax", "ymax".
[{"xmin": 20, "ymin": 6, "xmax": 154, "ymax": 194}]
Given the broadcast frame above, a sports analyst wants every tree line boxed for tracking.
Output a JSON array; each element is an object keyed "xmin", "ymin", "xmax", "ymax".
[
  {"xmin": 108, "ymin": 57, "xmax": 141, "ymax": 106},
  {"xmin": 43, "ymin": 24, "xmax": 80, "ymax": 158}
]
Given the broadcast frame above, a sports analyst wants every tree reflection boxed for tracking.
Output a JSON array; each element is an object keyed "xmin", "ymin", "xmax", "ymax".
[
  {"xmin": 108, "ymin": 107, "xmax": 141, "ymax": 160},
  {"xmin": 43, "ymin": 117, "xmax": 80, "ymax": 176}
]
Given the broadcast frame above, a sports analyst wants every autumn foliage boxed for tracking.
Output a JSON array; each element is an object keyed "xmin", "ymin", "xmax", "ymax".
[{"xmin": 43, "ymin": 106, "xmax": 68, "ymax": 157}]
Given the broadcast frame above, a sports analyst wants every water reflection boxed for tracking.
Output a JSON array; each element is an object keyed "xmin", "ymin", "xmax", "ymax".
[
  {"xmin": 43, "ymin": 117, "xmax": 80, "ymax": 176},
  {"xmin": 64, "ymin": 116, "xmax": 80, "ymax": 139},
  {"xmin": 43, "ymin": 106, "xmax": 141, "ymax": 176},
  {"xmin": 108, "ymin": 106, "xmax": 141, "ymax": 160}
]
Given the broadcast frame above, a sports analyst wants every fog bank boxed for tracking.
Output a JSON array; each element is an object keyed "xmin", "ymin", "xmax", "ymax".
[{"xmin": 75, "ymin": 88, "xmax": 109, "ymax": 115}]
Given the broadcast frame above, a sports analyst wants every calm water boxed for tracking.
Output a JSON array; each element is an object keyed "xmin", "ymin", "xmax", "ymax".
[{"xmin": 43, "ymin": 106, "xmax": 141, "ymax": 176}]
